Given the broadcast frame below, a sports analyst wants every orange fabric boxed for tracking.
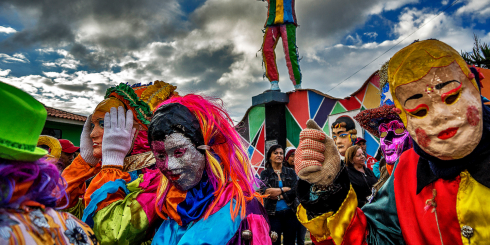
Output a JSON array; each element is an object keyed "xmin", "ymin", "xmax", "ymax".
[
  {"xmin": 84, "ymin": 167, "xmax": 132, "ymax": 212},
  {"xmin": 11, "ymin": 180, "xmax": 33, "ymax": 203},
  {"xmin": 60, "ymin": 155, "xmax": 101, "ymax": 208},
  {"xmin": 161, "ymin": 185, "xmax": 187, "ymax": 226},
  {"xmin": 20, "ymin": 200, "xmax": 45, "ymax": 210},
  {"xmin": 387, "ymin": 164, "xmax": 394, "ymax": 175}
]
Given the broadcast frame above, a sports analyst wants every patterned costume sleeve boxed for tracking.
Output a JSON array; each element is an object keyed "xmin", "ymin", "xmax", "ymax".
[
  {"xmin": 81, "ymin": 167, "xmax": 161, "ymax": 245},
  {"xmin": 296, "ymin": 164, "xmax": 404, "ymax": 245},
  {"xmin": 60, "ymin": 154, "xmax": 102, "ymax": 216}
]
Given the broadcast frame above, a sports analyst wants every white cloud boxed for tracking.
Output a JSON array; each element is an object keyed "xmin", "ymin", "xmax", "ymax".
[
  {"xmin": 364, "ymin": 32, "xmax": 379, "ymax": 39},
  {"xmin": 0, "ymin": 26, "xmax": 16, "ymax": 34},
  {"xmin": 0, "ymin": 68, "xmax": 11, "ymax": 76},
  {"xmin": 456, "ymin": 0, "xmax": 490, "ymax": 21},
  {"xmin": 0, "ymin": 53, "xmax": 30, "ymax": 63},
  {"xmin": 442, "ymin": 0, "xmax": 449, "ymax": 5},
  {"xmin": 2, "ymin": 0, "xmax": 489, "ymax": 121}
]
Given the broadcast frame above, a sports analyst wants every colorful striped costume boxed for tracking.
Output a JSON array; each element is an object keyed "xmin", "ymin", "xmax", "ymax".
[{"xmin": 262, "ymin": 0, "xmax": 302, "ymax": 88}]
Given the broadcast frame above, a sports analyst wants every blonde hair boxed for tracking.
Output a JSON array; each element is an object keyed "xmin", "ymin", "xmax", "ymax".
[
  {"xmin": 344, "ymin": 145, "xmax": 361, "ymax": 167},
  {"xmin": 388, "ymin": 40, "xmax": 479, "ymax": 124}
]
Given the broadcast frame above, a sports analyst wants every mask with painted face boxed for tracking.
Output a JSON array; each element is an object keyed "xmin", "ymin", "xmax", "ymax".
[
  {"xmin": 149, "ymin": 102, "xmax": 206, "ymax": 191},
  {"xmin": 379, "ymin": 120, "xmax": 412, "ymax": 165},
  {"xmin": 152, "ymin": 133, "xmax": 206, "ymax": 191}
]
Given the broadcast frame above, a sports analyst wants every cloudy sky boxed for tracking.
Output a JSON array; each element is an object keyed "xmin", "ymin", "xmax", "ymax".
[{"xmin": 1, "ymin": 0, "xmax": 489, "ymax": 121}]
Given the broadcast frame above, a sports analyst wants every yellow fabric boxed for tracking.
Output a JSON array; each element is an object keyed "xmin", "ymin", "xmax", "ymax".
[
  {"xmin": 92, "ymin": 189, "xmax": 149, "ymax": 244},
  {"xmin": 274, "ymin": 0, "xmax": 284, "ymax": 24},
  {"xmin": 457, "ymin": 170, "xmax": 490, "ymax": 245},
  {"xmin": 387, "ymin": 40, "xmax": 479, "ymax": 125},
  {"xmin": 296, "ymin": 185, "xmax": 358, "ymax": 243}
]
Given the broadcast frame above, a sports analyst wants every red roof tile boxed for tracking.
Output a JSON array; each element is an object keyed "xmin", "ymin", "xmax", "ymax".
[{"xmin": 44, "ymin": 106, "xmax": 87, "ymax": 122}]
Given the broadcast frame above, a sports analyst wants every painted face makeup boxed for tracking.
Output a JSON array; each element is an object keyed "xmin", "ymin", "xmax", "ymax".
[
  {"xmin": 395, "ymin": 62, "xmax": 483, "ymax": 160},
  {"xmin": 152, "ymin": 133, "xmax": 206, "ymax": 191},
  {"xmin": 378, "ymin": 120, "xmax": 411, "ymax": 165},
  {"xmin": 332, "ymin": 127, "xmax": 352, "ymax": 157}
]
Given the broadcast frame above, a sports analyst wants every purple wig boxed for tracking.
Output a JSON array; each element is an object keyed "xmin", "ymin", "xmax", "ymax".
[{"xmin": 0, "ymin": 158, "xmax": 68, "ymax": 209}]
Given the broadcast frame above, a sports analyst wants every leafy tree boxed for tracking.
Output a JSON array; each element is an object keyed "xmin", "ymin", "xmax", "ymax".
[{"xmin": 461, "ymin": 34, "xmax": 490, "ymax": 69}]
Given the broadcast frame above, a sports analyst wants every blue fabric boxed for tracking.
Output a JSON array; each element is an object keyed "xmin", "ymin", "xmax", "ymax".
[
  {"xmin": 129, "ymin": 170, "xmax": 139, "ymax": 182},
  {"xmin": 283, "ymin": 0, "xmax": 294, "ymax": 23},
  {"xmin": 82, "ymin": 179, "xmax": 129, "ymax": 227},
  {"xmin": 152, "ymin": 201, "xmax": 243, "ymax": 245},
  {"xmin": 373, "ymin": 161, "xmax": 380, "ymax": 178},
  {"xmin": 177, "ymin": 172, "xmax": 215, "ymax": 226},
  {"xmin": 276, "ymin": 181, "xmax": 289, "ymax": 211}
]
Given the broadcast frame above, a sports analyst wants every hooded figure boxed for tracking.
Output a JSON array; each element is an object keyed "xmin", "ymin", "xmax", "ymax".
[
  {"xmin": 293, "ymin": 39, "xmax": 490, "ymax": 245},
  {"xmin": 61, "ymin": 81, "xmax": 178, "ymax": 244},
  {"xmin": 148, "ymin": 94, "xmax": 273, "ymax": 245}
]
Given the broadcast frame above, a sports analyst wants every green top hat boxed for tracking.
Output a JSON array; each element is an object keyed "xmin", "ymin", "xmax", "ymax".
[{"xmin": 0, "ymin": 82, "xmax": 48, "ymax": 161}]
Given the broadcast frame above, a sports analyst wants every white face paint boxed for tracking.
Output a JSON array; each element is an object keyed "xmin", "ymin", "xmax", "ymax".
[{"xmin": 152, "ymin": 133, "xmax": 206, "ymax": 191}]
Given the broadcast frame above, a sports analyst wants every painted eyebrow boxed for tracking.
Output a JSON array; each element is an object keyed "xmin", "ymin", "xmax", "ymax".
[
  {"xmin": 404, "ymin": 94, "xmax": 423, "ymax": 106},
  {"xmin": 435, "ymin": 80, "xmax": 460, "ymax": 90}
]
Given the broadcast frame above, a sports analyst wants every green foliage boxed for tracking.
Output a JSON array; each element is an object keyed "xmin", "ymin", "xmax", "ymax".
[{"xmin": 461, "ymin": 34, "xmax": 490, "ymax": 69}]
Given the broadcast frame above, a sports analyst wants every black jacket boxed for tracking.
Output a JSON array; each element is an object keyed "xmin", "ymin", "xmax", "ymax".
[
  {"xmin": 347, "ymin": 165, "xmax": 378, "ymax": 207},
  {"xmin": 260, "ymin": 165, "xmax": 298, "ymax": 215}
]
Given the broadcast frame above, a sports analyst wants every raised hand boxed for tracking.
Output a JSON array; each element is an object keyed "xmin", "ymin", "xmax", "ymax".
[
  {"xmin": 101, "ymin": 106, "xmax": 137, "ymax": 167},
  {"xmin": 80, "ymin": 115, "xmax": 99, "ymax": 166},
  {"xmin": 295, "ymin": 119, "xmax": 341, "ymax": 186}
]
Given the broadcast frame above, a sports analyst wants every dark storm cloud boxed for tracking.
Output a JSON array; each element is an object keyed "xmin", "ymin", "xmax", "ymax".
[
  {"xmin": 174, "ymin": 44, "xmax": 241, "ymax": 76},
  {"xmin": 93, "ymin": 83, "xmax": 112, "ymax": 96},
  {"xmin": 57, "ymin": 83, "xmax": 92, "ymax": 92},
  {"xmin": 0, "ymin": 0, "xmax": 184, "ymax": 68}
]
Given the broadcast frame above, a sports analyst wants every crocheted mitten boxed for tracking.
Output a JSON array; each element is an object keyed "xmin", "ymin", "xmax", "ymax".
[{"xmin": 295, "ymin": 119, "xmax": 341, "ymax": 186}]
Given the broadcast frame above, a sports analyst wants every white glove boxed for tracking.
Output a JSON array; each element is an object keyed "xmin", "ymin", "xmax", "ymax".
[
  {"xmin": 80, "ymin": 115, "xmax": 100, "ymax": 166},
  {"xmin": 101, "ymin": 106, "xmax": 137, "ymax": 167}
]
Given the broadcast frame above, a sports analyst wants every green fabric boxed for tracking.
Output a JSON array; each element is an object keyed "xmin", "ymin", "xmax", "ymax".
[
  {"xmin": 92, "ymin": 175, "xmax": 149, "ymax": 245},
  {"xmin": 104, "ymin": 83, "xmax": 152, "ymax": 125},
  {"xmin": 266, "ymin": 0, "xmax": 276, "ymax": 26},
  {"xmin": 362, "ymin": 160, "xmax": 405, "ymax": 245},
  {"xmin": 286, "ymin": 24, "xmax": 301, "ymax": 84},
  {"xmin": 0, "ymin": 81, "xmax": 48, "ymax": 161},
  {"xmin": 63, "ymin": 198, "xmax": 85, "ymax": 220}
]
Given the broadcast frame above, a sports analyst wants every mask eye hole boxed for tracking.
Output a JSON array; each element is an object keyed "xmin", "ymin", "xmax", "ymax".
[
  {"xmin": 156, "ymin": 153, "xmax": 166, "ymax": 161},
  {"xmin": 412, "ymin": 109, "xmax": 427, "ymax": 117},
  {"xmin": 174, "ymin": 148, "xmax": 187, "ymax": 158},
  {"xmin": 394, "ymin": 128, "xmax": 405, "ymax": 134},
  {"xmin": 380, "ymin": 132, "xmax": 388, "ymax": 138},
  {"xmin": 444, "ymin": 91, "xmax": 461, "ymax": 105},
  {"xmin": 99, "ymin": 120, "xmax": 105, "ymax": 128}
]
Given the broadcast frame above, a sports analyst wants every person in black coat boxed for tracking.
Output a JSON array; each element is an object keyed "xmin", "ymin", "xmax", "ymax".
[
  {"xmin": 260, "ymin": 145, "xmax": 298, "ymax": 245},
  {"xmin": 344, "ymin": 145, "xmax": 378, "ymax": 207}
]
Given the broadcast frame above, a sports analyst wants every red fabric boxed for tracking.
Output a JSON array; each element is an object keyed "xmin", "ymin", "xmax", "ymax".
[
  {"xmin": 310, "ymin": 208, "xmax": 368, "ymax": 245},
  {"xmin": 341, "ymin": 208, "xmax": 368, "ymax": 245},
  {"xmin": 394, "ymin": 149, "xmax": 463, "ymax": 245},
  {"xmin": 60, "ymin": 155, "xmax": 101, "ymax": 208}
]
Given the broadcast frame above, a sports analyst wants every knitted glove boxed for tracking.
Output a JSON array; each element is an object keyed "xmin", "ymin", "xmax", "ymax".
[
  {"xmin": 101, "ymin": 106, "xmax": 137, "ymax": 167},
  {"xmin": 295, "ymin": 119, "xmax": 341, "ymax": 186},
  {"xmin": 80, "ymin": 115, "xmax": 100, "ymax": 166}
]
